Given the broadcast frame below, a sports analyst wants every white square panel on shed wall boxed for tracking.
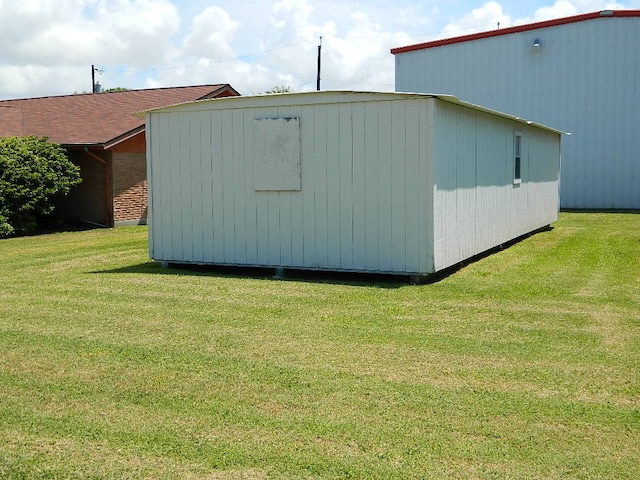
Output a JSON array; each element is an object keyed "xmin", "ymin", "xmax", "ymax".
[{"xmin": 254, "ymin": 117, "xmax": 301, "ymax": 191}]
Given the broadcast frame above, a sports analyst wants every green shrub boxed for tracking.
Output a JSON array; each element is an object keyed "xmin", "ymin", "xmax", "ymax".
[{"xmin": 0, "ymin": 136, "xmax": 81, "ymax": 237}]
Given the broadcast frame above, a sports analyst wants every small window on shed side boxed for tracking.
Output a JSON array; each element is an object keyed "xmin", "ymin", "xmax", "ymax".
[
  {"xmin": 514, "ymin": 131, "xmax": 522, "ymax": 185},
  {"xmin": 254, "ymin": 117, "xmax": 301, "ymax": 191}
]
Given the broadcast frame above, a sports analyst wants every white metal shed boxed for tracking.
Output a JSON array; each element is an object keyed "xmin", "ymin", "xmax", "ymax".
[
  {"xmin": 144, "ymin": 91, "xmax": 562, "ymax": 279},
  {"xmin": 393, "ymin": 10, "xmax": 640, "ymax": 210}
]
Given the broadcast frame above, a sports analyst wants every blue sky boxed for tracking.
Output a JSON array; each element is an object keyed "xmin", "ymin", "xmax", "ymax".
[{"xmin": 1, "ymin": 0, "xmax": 638, "ymax": 99}]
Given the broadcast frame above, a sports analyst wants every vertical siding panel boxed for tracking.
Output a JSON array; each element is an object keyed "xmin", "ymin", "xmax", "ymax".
[
  {"xmin": 169, "ymin": 113, "xmax": 184, "ymax": 261},
  {"xmin": 243, "ymin": 109, "xmax": 258, "ymax": 265},
  {"xmin": 403, "ymin": 100, "xmax": 421, "ymax": 272},
  {"xmin": 432, "ymin": 102, "xmax": 455, "ymax": 270},
  {"xmin": 254, "ymin": 108, "xmax": 272, "ymax": 265},
  {"xmin": 474, "ymin": 117, "xmax": 498, "ymax": 252},
  {"xmin": 190, "ymin": 111, "xmax": 204, "ymax": 262},
  {"xmin": 417, "ymin": 99, "xmax": 434, "ymax": 273},
  {"xmin": 494, "ymin": 121, "xmax": 510, "ymax": 245},
  {"xmin": 301, "ymin": 106, "xmax": 316, "ymax": 267},
  {"xmin": 418, "ymin": 135, "xmax": 430, "ymax": 268},
  {"xmin": 255, "ymin": 191, "xmax": 269, "ymax": 265},
  {"xmin": 276, "ymin": 106, "xmax": 293, "ymax": 267},
  {"xmin": 338, "ymin": 103, "xmax": 354, "ymax": 269},
  {"xmin": 221, "ymin": 110, "xmax": 235, "ymax": 263},
  {"xmin": 364, "ymin": 102, "xmax": 379, "ymax": 271},
  {"xmin": 289, "ymin": 191, "xmax": 304, "ymax": 266},
  {"xmin": 279, "ymin": 106, "xmax": 306, "ymax": 267},
  {"xmin": 160, "ymin": 113, "xmax": 174, "ymax": 261},
  {"xmin": 289, "ymin": 112, "xmax": 304, "ymax": 267},
  {"xmin": 232, "ymin": 109, "xmax": 247, "ymax": 264},
  {"xmin": 199, "ymin": 111, "xmax": 214, "ymax": 262},
  {"xmin": 178, "ymin": 112, "xmax": 194, "ymax": 262},
  {"xmin": 326, "ymin": 104, "xmax": 341, "ymax": 267},
  {"xmin": 314, "ymin": 105, "xmax": 328, "ymax": 267},
  {"xmin": 279, "ymin": 191, "xmax": 292, "ymax": 265},
  {"xmin": 502, "ymin": 126, "xmax": 514, "ymax": 240},
  {"xmin": 210, "ymin": 109, "xmax": 225, "ymax": 261},
  {"xmin": 351, "ymin": 102, "xmax": 366, "ymax": 270},
  {"xmin": 456, "ymin": 109, "xmax": 477, "ymax": 261},
  {"xmin": 267, "ymin": 191, "xmax": 280, "ymax": 264},
  {"xmin": 377, "ymin": 101, "xmax": 393, "ymax": 272},
  {"xmin": 391, "ymin": 100, "xmax": 407, "ymax": 272}
]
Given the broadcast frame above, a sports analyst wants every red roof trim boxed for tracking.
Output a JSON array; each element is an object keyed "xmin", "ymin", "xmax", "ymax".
[{"xmin": 391, "ymin": 10, "xmax": 640, "ymax": 54}]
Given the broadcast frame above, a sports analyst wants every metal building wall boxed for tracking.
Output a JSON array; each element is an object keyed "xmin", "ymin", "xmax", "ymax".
[
  {"xmin": 395, "ymin": 15, "xmax": 639, "ymax": 209},
  {"xmin": 146, "ymin": 93, "xmax": 435, "ymax": 275}
]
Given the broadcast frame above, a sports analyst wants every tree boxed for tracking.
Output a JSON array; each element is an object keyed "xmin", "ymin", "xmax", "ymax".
[
  {"xmin": 263, "ymin": 85, "xmax": 293, "ymax": 94},
  {"xmin": 102, "ymin": 87, "xmax": 130, "ymax": 93},
  {"xmin": 0, "ymin": 136, "xmax": 82, "ymax": 237}
]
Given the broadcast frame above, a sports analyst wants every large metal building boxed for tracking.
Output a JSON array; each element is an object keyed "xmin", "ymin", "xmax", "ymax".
[
  {"xmin": 143, "ymin": 91, "xmax": 561, "ymax": 279},
  {"xmin": 392, "ymin": 10, "xmax": 640, "ymax": 210}
]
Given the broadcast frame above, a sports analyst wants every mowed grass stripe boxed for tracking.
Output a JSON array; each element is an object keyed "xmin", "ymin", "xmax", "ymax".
[{"xmin": 0, "ymin": 212, "xmax": 638, "ymax": 479}]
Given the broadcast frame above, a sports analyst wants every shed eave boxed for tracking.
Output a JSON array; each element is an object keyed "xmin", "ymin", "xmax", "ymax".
[
  {"xmin": 140, "ymin": 90, "xmax": 565, "ymax": 134},
  {"xmin": 428, "ymin": 93, "xmax": 568, "ymax": 135}
]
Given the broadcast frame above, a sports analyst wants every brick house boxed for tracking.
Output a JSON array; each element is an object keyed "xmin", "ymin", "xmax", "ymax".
[{"xmin": 0, "ymin": 84, "xmax": 239, "ymax": 226}]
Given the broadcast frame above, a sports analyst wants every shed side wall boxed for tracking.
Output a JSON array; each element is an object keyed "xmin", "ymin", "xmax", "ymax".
[{"xmin": 432, "ymin": 100, "xmax": 560, "ymax": 271}]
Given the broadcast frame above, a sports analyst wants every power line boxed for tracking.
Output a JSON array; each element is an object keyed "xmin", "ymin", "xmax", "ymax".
[
  {"xmin": 92, "ymin": 19, "xmax": 501, "ymax": 78},
  {"xmin": 329, "ymin": 20, "xmax": 502, "ymax": 42},
  {"xmin": 107, "ymin": 40, "xmax": 310, "ymax": 75}
]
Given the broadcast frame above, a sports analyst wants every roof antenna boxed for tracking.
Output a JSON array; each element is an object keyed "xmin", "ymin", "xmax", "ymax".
[{"xmin": 497, "ymin": 21, "xmax": 500, "ymax": 29}]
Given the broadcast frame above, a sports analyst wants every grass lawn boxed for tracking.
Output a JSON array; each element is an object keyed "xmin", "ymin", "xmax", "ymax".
[{"xmin": 0, "ymin": 212, "xmax": 638, "ymax": 479}]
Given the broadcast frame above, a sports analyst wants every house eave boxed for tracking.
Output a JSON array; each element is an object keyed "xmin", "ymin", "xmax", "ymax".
[{"xmin": 103, "ymin": 126, "xmax": 145, "ymax": 150}]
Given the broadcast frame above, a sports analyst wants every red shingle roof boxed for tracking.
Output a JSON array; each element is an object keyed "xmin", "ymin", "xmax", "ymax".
[{"xmin": 0, "ymin": 84, "xmax": 239, "ymax": 147}]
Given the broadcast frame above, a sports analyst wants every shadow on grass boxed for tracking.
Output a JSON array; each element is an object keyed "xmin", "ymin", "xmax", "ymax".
[
  {"xmin": 92, "ymin": 262, "xmax": 409, "ymax": 289},
  {"xmin": 561, "ymin": 208, "xmax": 640, "ymax": 214},
  {"xmin": 93, "ymin": 225, "xmax": 556, "ymax": 288}
]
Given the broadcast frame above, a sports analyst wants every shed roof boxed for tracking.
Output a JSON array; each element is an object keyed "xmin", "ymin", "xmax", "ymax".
[
  {"xmin": 142, "ymin": 90, "xmax": 566, "ymax": 135},
  {"xmin": 391, "ymin": 10, "xmax": 640, "ymax": 54},
  {"xmin": 0, "ymin": 84, "xmax": 239, "ymax": 148}
]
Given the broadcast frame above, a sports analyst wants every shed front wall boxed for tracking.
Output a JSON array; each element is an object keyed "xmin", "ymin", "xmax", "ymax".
[
  {"xmin": 395, "ymin": 16, "xmax": 639, "ymax": 209},
  {"xmin": 431, "ymin": 101, "xmax": 560, "ymax": 271},
  {"xmin": 146, "ymin": 97, "xmax": 435, "ymax": 274}
]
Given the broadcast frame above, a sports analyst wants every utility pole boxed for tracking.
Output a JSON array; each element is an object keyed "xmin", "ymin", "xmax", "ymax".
[
  {"xmin": 316, "ymin": 36, "xmax": 322, "ymax": 91},
  {"xmin": 91, "ymin": 65, "xmax": 103, "ymax": 93}
]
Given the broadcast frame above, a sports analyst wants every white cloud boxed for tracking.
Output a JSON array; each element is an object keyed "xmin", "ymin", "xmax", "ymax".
[
  {"xmin": 2, "ymin": 1, "xmax": 639, "ymax": 99},
  {"xmin": 93, "ymin": 0, "xmax": 180, "ymax": 66},
  {"xmin": 270, "ymin": 0, "xmax": 314, "ymax": 31},
  {"xmin": 181, "ymin": 6, "xmax": 239, "ymax": 60},
  {"xmin": 321, "ymin": 11, "xmax": 399, "ymax": 90},
  {"xmin": 441, "ymin": 1, "xmax": 511, "ymax": 37},
  {"xmin": 0, "ymin": 0, "xmax": 179, "ymax": 97},
  {"xmin": 518, "ymin": 0, "xmax": 628, "ymax": 23}
]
